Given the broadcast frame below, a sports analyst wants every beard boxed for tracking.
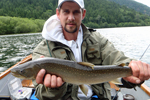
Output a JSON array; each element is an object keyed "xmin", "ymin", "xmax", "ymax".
[
  {"xmin": 64, "ymin": 22, "xmax": 78, "ymax": 33},
  {"xmin": 64, "ymin": 26, "xmax": 77, "ymax": 33}
]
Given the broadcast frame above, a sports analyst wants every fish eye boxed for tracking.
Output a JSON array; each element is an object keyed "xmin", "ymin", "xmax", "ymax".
[{"xmin": 20, "ymin": 70, "xmax": 25, "ymax": 74}]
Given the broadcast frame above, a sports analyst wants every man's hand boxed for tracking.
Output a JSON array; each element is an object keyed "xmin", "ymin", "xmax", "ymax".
[
  {"xmin": 123, "ymin": 61, "xmax": 150, "ymax": 84},
  {"xmin": 36, "ymin": 56, "xmax": 64, "ymax": 88},
  {"xmin": 36, "ymin": 69, "xmax": 64, "ymax": 88}
]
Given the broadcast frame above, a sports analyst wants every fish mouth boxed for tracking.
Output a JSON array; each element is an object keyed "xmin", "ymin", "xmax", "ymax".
[
  {"xmin": 11, "ymin": 71, "xmax": 26, "ymax": 79},
  {"xmin": 11, "ymin": 72, "xmax": 20, "ymax": 77},
  {"xmin": 11, "ymin": 70, "xmax": 34, "ymax": 79}
]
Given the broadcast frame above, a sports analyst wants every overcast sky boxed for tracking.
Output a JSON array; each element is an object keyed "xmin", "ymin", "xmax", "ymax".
[{"xmin": 134, "ymin": 0, "xmax": 150, "ymax": 7}]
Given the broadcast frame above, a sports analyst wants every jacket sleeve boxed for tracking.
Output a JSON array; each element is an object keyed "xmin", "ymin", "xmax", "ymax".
[
  {"xmin": 32, "ymin": 40, "xmax": 70, "ymax": 100},
  {"xmin": 32, "ymin": 80, "xmax": 69, "ymax": 100},
  {"xmin": 32, "ymin": 40, "xmax": 51, "ymax": 60}
]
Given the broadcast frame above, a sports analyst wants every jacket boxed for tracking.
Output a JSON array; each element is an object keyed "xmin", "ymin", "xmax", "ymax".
[{"xmin": 32, "ymin": 24, "xmax": 133, "ymax": 100}]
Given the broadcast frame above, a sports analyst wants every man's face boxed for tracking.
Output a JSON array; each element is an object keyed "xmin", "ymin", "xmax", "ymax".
[{"xmin": 57, "ymin": 2, "xmax": 86, "ymax": 34}]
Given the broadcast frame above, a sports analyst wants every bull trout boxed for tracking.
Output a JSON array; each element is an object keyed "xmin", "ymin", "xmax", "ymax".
[{"xmin": 11, "ymin": 57, "xmax": 132, "ymax": 95}]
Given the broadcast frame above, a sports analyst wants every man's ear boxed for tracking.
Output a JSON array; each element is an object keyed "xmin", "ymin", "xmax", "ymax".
[
  {"xmin": 82, "ymin": 9, "xmax": 86, "ymax": 20},
  {"xmin": 56, "ymin": 8, "xmax": 60, "ymax": 19}
]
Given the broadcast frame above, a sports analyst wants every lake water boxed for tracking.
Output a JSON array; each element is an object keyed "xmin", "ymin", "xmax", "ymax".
[
  {"xmin": 0, "ymin": 33, "xmax": 43, "ymax": 71},
  {"xmin": 0, "ymin": 26, "xmax": 150, "ymax": 87}
]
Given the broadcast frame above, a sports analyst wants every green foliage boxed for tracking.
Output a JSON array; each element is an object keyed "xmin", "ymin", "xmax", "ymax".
[
  {"xmin": 0, "ymin": 0, "xmax": 57, "ymax": 19},
  {"xmin": 108, "ymin": 0, "xmax": 150, "ymax": 16},
  {"xmin": 0, "ymin": 0, "xmax": 150, "ymax": 31},
  {"xmin": 83, "ymin": 0, "xmax": 150, "ymax": 28},
  {"xmin": 0, "ymin": 16, "xmax": 45, "ymax": 35}
]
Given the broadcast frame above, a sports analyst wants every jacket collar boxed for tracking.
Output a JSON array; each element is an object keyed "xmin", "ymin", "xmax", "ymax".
[{"xmin": 81, "ymin": 23, "xmax": 91, "ymax": 41}]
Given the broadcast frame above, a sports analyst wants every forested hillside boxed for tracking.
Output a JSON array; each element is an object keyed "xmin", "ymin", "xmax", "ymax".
[
  {"xmin": 108, "ymin": 0, "xmax": 150, "ymax": 16},
  {"xmin": 84, "ymin": 0, "xmax": 150, "ymax": 28},
  {"xmin": 0, "ymin": 0, "xmax": 150, "ymax": 34}
]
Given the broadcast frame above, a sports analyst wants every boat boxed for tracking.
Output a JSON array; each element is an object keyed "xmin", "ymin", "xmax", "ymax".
[{"xmin": 0, "ymin": 54, "xmax": 150, "ymax": 100}]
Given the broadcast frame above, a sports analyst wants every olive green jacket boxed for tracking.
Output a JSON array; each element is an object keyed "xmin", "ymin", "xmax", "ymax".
[{"xmin": 32, "ymin": 24, "xmax": 132, "ymax": 100}]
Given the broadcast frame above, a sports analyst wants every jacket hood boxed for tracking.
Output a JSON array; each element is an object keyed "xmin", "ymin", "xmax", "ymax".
[
  {"xmin": 42, "ymin": 15, "xmax": 65, "ymax": 42},
  {"xmin": 42, "ymin": 14, "xmax": 83, "ymax": 49}
]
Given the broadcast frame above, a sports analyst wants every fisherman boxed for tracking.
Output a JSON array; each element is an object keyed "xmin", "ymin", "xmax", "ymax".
[{"xmin": 32, "ymin": 0, "xmax": 150, "ymax": 100}]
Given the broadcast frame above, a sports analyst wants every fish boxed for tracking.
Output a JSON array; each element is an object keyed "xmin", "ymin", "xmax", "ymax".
[{"xmin": 11, "ymin": 57, "xmax": 132, "ymax": 95}]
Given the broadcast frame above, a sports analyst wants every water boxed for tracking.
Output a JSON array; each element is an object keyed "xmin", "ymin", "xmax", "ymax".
[
  {"xmin": 97, "ymin": 26, "xmax": 150, "ymax": 63},
  {"xmin": 0, "ymin": 33, "xmax": 43, "ymax": 71},
  {"xmin": 0, "ymin": 26, "xmax": 150, "ymax": 87}
]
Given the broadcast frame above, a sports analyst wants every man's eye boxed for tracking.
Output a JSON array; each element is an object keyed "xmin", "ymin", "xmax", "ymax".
[
  {"xmin": 64, "ymin": 10, "xmax": 69, "ymax": 13},
  {"xmin": 74, "ymin": 11, "xmax": 80, "ymax": 13}
]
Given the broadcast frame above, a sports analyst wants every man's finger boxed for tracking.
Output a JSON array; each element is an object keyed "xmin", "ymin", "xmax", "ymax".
[
  {"xmin": 44, "ymin": 74, "xmax": 51, "ymax": 87},
  {"xmin": 142, "ymin": 62, "xmax": 149, "ymax": 80},
  {"xmin": 129, "ymin": 61, "xmax": 140, "ymax": 77},
  {"xmin": 137, "ymin": 61, "xmax": 145, "ymax": 81},
  {"xmin": 51, "ymin": 75, "xmax": 57, "ymax": 88},
  {"xmin": 148, "ymin": 64, "xmax": 150, "ymax": 78},
  {"xmin": 40, "ymin": 55, "xmax": 45, "ymax": 58},
  {"xmin": 36, "ymin": 69, "xmax": 46, "ymax": 84},
  {"xmin": 57, "ymin": 77, "xmax": 64, "ymax": 87},
  {"xmin": 123, "ymin": 76, "xmax": 141, "ymax": 84}
]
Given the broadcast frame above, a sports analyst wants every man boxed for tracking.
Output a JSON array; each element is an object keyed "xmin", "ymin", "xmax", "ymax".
[{"xmin": 32, "ymin": 0, "xmax": 150, "ymax": 100}]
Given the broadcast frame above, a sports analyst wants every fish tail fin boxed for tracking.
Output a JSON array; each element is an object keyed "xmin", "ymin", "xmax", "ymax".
[{"xmin": 79, "ymin": 84, "xmax": 88, "ymax": 96}]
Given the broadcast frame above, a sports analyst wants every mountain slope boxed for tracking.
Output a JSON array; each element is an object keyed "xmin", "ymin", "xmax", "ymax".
[
  {"xmin": 108, "ymin": 0, "xmax": 150, "ymax": 16},
  {"xmin": 0, "ymin": 0, "xmax": 150, "ymax": 28}
]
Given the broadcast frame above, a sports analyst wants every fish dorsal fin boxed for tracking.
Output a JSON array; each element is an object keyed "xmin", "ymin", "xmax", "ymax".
[
  {"xmin": 119, "ymin": 63, "xmax": 125, "ymax": 67},
  {"xmin": 79, "ymin": 85, "xmax": 88, "ymax": 96},
  {"xmin": 78, "ymin": 62, "xmax": 95, "ymax": 69}
]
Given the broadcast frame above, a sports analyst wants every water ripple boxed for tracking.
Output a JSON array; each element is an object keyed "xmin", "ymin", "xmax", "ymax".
[{"xmin": 0, "ymin": 33, "xmax": 43, "ymax": 69}]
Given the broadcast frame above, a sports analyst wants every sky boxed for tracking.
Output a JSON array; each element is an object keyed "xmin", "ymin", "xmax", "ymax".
[{"xmin": 134, "ymin": 0, "xmax": 150, "ymax": 7}]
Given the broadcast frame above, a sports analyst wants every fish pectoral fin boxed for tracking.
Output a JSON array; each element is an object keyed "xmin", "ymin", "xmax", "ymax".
[
  {"xmin": 110, "ymin": 78, "xmax": 122, "ymax": 85},
  {"xmin": 78, "ymin": 62, "xmax": 95, "ymax": 69},
  {"xmin": 79, "ymin": 85, "xmax": 88, "ymax": 96},
  {"xmin": 44, "ymin": 85, "xmax": 49, "ymax": 94}
]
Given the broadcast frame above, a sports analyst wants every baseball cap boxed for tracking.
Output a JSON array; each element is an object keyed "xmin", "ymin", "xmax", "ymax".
[{"xmin": 58, "ymin": 0, "xmax": 84, "ymax": 9}]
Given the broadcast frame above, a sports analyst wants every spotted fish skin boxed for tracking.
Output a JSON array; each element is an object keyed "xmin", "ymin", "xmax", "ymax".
[{"xmin": 11, "ymin": 57, "xmax": 132, "ymax": 85}]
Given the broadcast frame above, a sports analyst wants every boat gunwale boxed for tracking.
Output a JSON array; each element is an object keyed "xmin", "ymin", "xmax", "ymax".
[
  {"xmin": 0, "ymin": 54, "xmax": 32, "ymax": 80},
  {"xmin": 0, "ymin": 54, "xmax": 150, "ymax": 96},
  {"xmin": 141, "ymin": 84, "xmax": 150, "ymax": 96}
]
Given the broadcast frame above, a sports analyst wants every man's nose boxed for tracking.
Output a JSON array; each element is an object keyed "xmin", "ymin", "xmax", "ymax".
[{"xmin": 68, "ymin": 13, "xmax": 75, "ymax": 21}]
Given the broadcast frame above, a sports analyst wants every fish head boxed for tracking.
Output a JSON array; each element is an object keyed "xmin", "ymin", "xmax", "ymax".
[{"xmin": 11, "ymin": 64, "xmax": 36, "ymax": 79}]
